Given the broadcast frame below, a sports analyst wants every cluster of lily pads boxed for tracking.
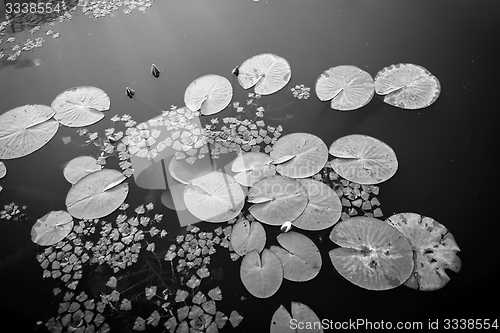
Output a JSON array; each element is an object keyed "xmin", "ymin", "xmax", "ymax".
[{"xmin": 80, "ymin": 0, "xmax": 155, "ymax": 18}]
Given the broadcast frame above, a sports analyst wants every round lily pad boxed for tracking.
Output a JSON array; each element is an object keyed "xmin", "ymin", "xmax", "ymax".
[
  {"xmin": 0, "ymin": 104, "xmax": 59, "ymax": 160},
  {"xmin": 232, "ymin": 152, "xmax": 276, "ymax": 186},
  {"xmin": 270, "ymin": 302, "xmax": 322, "ymax": 333},
  {"xmin": 184, "ymin": 74, "xmax": 233, "ymax": 115},
  {"xmin": 270, "ymin": 133, "xmax": 329, "ymax": 178},
  {"xmin": 270, "ymin": 231, "xmax": 322, "ymax": 282},
  {"xmin": 386, "ymin": 212, "xmax": 461, "ymax": 291},
  {"xmin": 169, "ymin": 156, "xmax": 214, "ymax": 185},
  {"xmin": 329, "ymin": 216, "xmax": 414, "ymax": 290},
  {"xmin": 63, "ymin": 156, "xmax": 102, "ymax": 185},
  {"xmin": 374, "ymin": 63, "xmax": 441, "ymax": 109},
  {"xmin": 51, "ymin": 86, "xmax": 110, "ymax": 127},
  {"xmin": 248, "ymin": 175, "xmax": 308, "ymax": 226},
  {"xmin": 231, "ymin": 219, "xmax": 266, "ymax": 256},
  {"xmin": 0, "ymin": 162, "xmax": 6, "ymax": 179},
  {"xmin": 315, "ymin": 65, "xmax": 375, "ymax": 111},
  {"xmin": 240, "ymin": 249, "xmax": 283, "ymax": 298},
  {"xmin": 31, "ymin": 210, "xmax": 74, "ymax": 246},
  {"xmin": 238, "ymin": 53, "xmax": 291, "ymax": 95},
  {"xmin": 329, "ymin": 134, "xmax": 398, "ymax": 184},
  {"xmin": 184, "ymin": 171, "xmax": 245, "ymax": 223},
  {"xmin": 293, "ymin": 179, "xmax": 342, "ymax": 231},
  {"xmin": 65, "ymin": 169, "xmax": 129, "ymax": 219}
]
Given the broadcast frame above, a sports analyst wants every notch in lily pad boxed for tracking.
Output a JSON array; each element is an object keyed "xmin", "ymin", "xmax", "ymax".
[
  {"xmin": 237, "ymin": 53, "xmax": 291, "ymax": 95},
  {"xmin": 329, "ymin": 216, "xmax": 414, "ymax": 290},
  {"xmin": 270, "ymin": 302, "xmax": 323, "ymax": 333},
  {"xmin": 240, "ymin": 249, "xmax": 283, "ymax": 298},
  {"xmin": 386, "ymin": 212, "xmax": 461, "ymax": 291}
]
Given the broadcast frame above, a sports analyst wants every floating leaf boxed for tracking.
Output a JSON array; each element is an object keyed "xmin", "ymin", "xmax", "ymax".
[
  {"xmin": 238, "ymin": 53, "xmax": 291, "ymax": 95},
  {"xmin": 270, "ymin": 133, "xmax": 328, "ymax": 178},
  {"xmin": 65, "ymin": 169, "xmax": 129, "ymax": 219},
  {"xmin": 232, "ymin": 152, "xmax": 276, "ymax": 186},
  {"xmin": 248, "ymin": 176, "xmax": 308, "ymax": 226},
  {"xmin": 146, "ymin": 310, "xmax": 161, "ymax": 327},
  {"xmin": 374, "ymin": 63, "xmax": 441, "ymax": 109},
  {"xmin": 169, "ymin": 156, "xmax": 213, "ymax": 185},
  {"xmin": 0, "ymin": 104, "xmax": 59, "ymax": 159},
  {"xmin": 186, "ymin": 275, "xmax": 201, "ymax": 289},
  {"xmin": 202, "ymin": 300, "xmax": 216, "ymax": 315},
  {"xmin": 133, "ymin": 317, "xmax": 146, "ymax": 331},
  {"xmin": 293, "ymin": 179, "xmax": 342, "ymax": 230},
  {"xmin": 63, "ymin": 156, "xmax": 102, "ymax": 185},
  {"xmin": 215, "ymin": 311, "xmax": 227, "ymax": 329},
  {"xmin": 0, "ymin": 162, "xmax": 6, "ymax": 178},
  {"xmin": 270, "ymin": 302, "xmax": 322, "ymax": 333},
  {"xmin": 175, "ymin": 289, "xmax": 189, "ymax": 303},
  {"xmin": 229, "ymin": 310, "xmax": 243, "ymax": 328},
  {"xmin": 329, "ymin": 134, "xmax": 398, "ymax": 185},
  {"xmin": 51, "ymin": 86, "xmax": 110, "ymax": 127},
  {"xmin": 315, "ymin": 65, "xmax": 374, "ymax": 111},
  {"xmin": 329, "ymin": 216, "xmax": 414, "ymax": 290},
  {"xmin": 386, "ymin": 213, "xmax": 461, "ymax": 291},
  {"xmin": 230, "ymin": 219, "xmax": 266, "ymax": 256},
  {"xmin": 240, "ymin": 249, "xmax": 283, "ymax": 298},
  {"xmin": 208, "ymin": 287, "xmax": 222, "ymax": 301},
  {"xmin": 184, "ymin": 172, "xmax": 245, "ymax": 223},
  {"xmin": 184, "ymin": 74, "xmax": 233, "ymax": 115},
  {"xmin": 106, "ymin": 276, "xmax": 117, "ymax": 289},
  {"xmin": 270, "ymin": 231, "xmax": 322, "ymax": 282},
  {"xmin": 31, "ymin": 211, "xmax": 74, "ymax": 246},
  {"xmin": 192, "ymin": 291, "xmax": 207, "ymax": 305}
]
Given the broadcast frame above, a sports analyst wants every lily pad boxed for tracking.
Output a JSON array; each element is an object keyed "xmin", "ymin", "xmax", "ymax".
[
  {"xmin": 270, "ymin": 302, "xmax": 323, "ymax": 333},
  {"xmin": 184, "ymin": 74, "xmax": 233, "ymax": 115},
  {"xmin": 230, "ymin": 219, "xmax": 266, "ymax": 256},
  {"xmin": 270, "ymin": 231, "xmax": 322, "ymax": 282},
  {"xmin": 329, "ymin": 216, "xmax": 414, "ymax": 290},
  {"xmin": 184, "ymin": 171, "xmax": 245, "ymax": 223},
  {"xmin": 315, "ymin": 65, "xmax": 374, "ymax": 111},
  {"xmin": 0, "ymin": 162, "xmax": 6, "ymax": 179},
  {"xmin": 270, "ymin": 133, "xmax": 328, "ymax": 178},
  {"xmin": 31, "ymin": 211, "xmax": 74, "ymax": 246},
  {"xmin": 293, "ymin": 179, "xmax": 342, "ymax": 231},
  {"xmin": 240, "ymin": 249, "xmax": 283, "ymax": 298},
  {"xmin": 232, "ymin": 152, "xmax": 276, "ymax": 186},
  {"xmin": 374, "ymin": 63, "xmax": 441, "ymax": 109},
  {"xmin": 63, "ymin": 156, "xmax": 102, "ymax": 185},
  {"xmin": 329, "ymin": 134, "xmax": 398, "ymax": 184},
  {"xmin": 386, "ymin": 212, "xmax": 461, "ymax": 291},
  {"xmin": 65, "ymin": 169, "xmax": 129, "ymax": 219},
  {"xmin": 238, "ymin": 53, "xmax": 291, "ymax": 95},
  {"xmin": 161, "ymin": 186, "xmax": 186, "ymax": 210},
  {"xmin": 169, "ymin": 156, "xmax": 214, "ymax": 185},
  {"xmin": 248, "ymin": 175, "xmax": 308, "ymax": 226},
  {"xmin": 0, "ymin": 104, "xmax": 59, "ymax": 159},
  {"xmin": 51, "ymin": 86, "xmax": 110, "ymax": 127}
]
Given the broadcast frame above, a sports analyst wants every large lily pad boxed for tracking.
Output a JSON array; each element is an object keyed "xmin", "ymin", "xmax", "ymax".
[
  {"xmin": 270, "ymin": 133, "xmax": 328, "ymax": 178},
  {"xmin": 63, "ymin": 156, "xmax": 102, "ymax": 185},
  {"xmin": 329, "ymin": 216, "xmax": 414, "ymax": 290},
  {"xmin": 240, "ymin": 249, "xmax": 283, "ymax": 298},
  {"xmin": 0, "ymin": 104, "xmax": 59, "ymax": 159},
  {"xmin": 65, "ymin": 169, "xmax": 129, "ymax": 219},
  {"xmin": 183, "ymin": 171, "xmax": 245, "ymax": 223},
  {"xmin": 238, "ymin": 53, "xmax": 291, "ymax": 95},
  {"xmin": 51, "ymin": 86, "xmax": 110, "ymax": 127},
  {"xmin": 374, "ymin": 63, "xmax": 441, "ymax": 109},
  {"xmin": 184, "ymin": 74, "xmax": 233, "ymax": 115},
  {"xmin": 232, "ymin": 152, "xmax": 276, "ymax": 186},
  {"xmin": 270, "ymin": 302, "xmax": 322, "ymax": 333},
  {"xmin": 315, "ymin": 65, "xmax": 374, "ymax": 111},
  {"xmin": 329, "ymin": 134, "xmax": 398, "ymax": 185},
  {"xmin": 386, "ymin": 212, "xmax": 461, "ymax": 291},
  {"xmin": 270, "ymin": 232, "xmax": 322, "ymax": 282},
  {"xmin": 292, "ymin": 179, "xmax": 342, "ymax": 230},
  {"xmin": 248, "ymin": 175, "xmax": 308, "ymax": 226},
  {"xmin": 231, "ymin": 219, "xmax": 266, "ymax": 256},
  {"xmin": 31, "ymin": 210, "xmax": 74, "ymax": 246}
]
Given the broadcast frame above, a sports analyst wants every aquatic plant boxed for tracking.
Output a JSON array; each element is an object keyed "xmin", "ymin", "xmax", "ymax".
[
  {"xmin": 230, "ymin": 219, "xmax": 266, "ymax": 256},
  {"xmin": 31, "ymin": 211, "xmax": 74, "ymax": 246},
  {"xmin": 231, "ymin": 152, "xmax": 276, "ymax": 187},
  {"xmin": 0, "ymin": 105, "xmax": 59, "ymax": 159},
  {"xmin": 0, "ymin": 202, "xmax": 27, "ymax": 221},
  {"xmin": 237, "ymin": 53, "xmax": 292, "ymax": 95},
  {"xmin": 315, "ymin": 65, "xmax": 375, "ymax": 111},
  {"xmin": 63, "ymin": 156, "xmax": 103, "ymax": 185},
  {"xmin": 270, "ymin": 302, "xmax": 322, "ymax": 333},
  {"xmin": 290, "ymin": 84, "xmax": 311, "ymax": 100},
  {"xmin": 374, "ymin": 63, "xmax": 441, "ymax": 109},
  {"xmin": 184, "ymin": 74, "xmax": 233, "ymax": 115},
  {"xmin": 0, "ymin": 161, "xmax": 6, "ymax": 179},
  {"xmin": 240, "ymin": 249, "xmax": 283, "ymax": 298}
]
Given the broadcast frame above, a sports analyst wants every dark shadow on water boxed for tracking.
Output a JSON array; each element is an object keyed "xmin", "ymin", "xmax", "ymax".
[{"xmin": 0, "ymin": 56, "xmax": 38, "ymax": 70}]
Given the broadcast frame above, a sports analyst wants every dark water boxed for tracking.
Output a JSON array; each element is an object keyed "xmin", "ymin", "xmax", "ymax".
[{"xmin": 0, "ymin": 0, "xmax": 498, "ymax": 331}]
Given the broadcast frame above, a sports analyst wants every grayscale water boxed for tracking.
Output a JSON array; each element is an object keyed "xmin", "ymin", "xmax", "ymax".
[{"xmin": 0, "ymin": 0, "xmax": 498, "ymax": 332}]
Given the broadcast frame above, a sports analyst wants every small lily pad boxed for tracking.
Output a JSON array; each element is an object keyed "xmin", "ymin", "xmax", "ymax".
[
  {"xmin": 240, "ymin": 249, "xmax": 283, "ymax": 298},
  {"xmin": 329, "ymin": 134, "xmax": 398, "ymax": 184},
  {"xmin": 386, "ymin": 212, "xmax": 461, "ymax": 291},
  {"xmin": 184, "ymin": 74, "xmax": 233, "ymax": 115},
  {"xmin": 232, "ymin": 152, "xmax": 276, "ymax": 186},
  {"xmin": 270, "ymin": 302, "xmax": 322, "ymax": 333},
  {"xmin": 374, "ymin": 63, "xmax": 441, "ymax": 109},
  {"xmin": 63, "ymin": 156, "xmax": 102, "ymax": 185},
  {"xmin": 230, "ymin": 219, "xmax": 266, "ymax": 256},
  {"xmin": 238, "ymin": 53, "xmax": 291, "ymax": 95},
  {"xmin": 329, "ymin": 216, "xmax": 414, "ymax": 290},
  {"xmin": 31, "ymin": 211, "xmax": 74, "ymax": 246}
]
